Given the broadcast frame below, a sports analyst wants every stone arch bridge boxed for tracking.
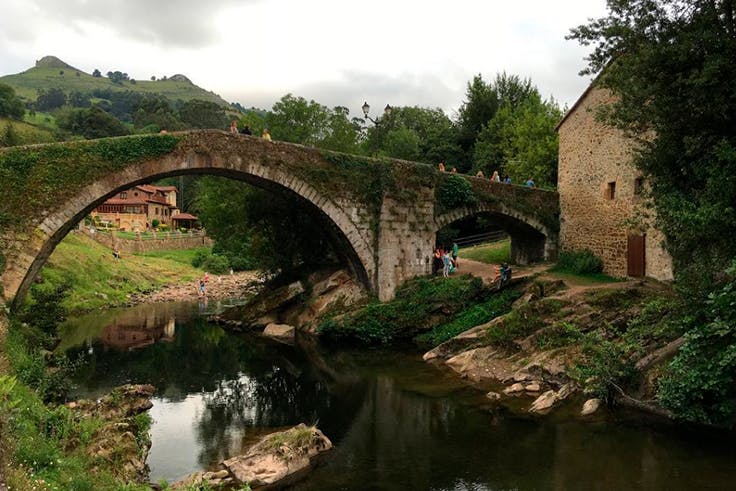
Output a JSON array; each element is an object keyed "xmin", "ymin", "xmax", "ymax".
[{"xmin": 0, "ymin": 131, "xmax": 559, "ymax": 310}]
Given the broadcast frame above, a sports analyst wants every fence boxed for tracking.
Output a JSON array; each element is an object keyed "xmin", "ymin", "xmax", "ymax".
[
  {"xmin": 454, "ymin": 230, "xmax": 508, "ymax": 248},
  {"xmin": 78, "ymin": 225, "xmax": 212, "ymax": 253}
]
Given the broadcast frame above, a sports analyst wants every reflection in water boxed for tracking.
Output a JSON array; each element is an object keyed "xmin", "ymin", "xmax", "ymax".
[{"xmin": 60, "ymin": 302, "xmax": 736, "ymax": 488}]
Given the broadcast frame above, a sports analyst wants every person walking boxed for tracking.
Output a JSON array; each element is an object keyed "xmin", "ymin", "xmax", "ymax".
[
  {"xmin": 452, "ymin": 242, "xmax": 459, "ymax": 269},
  {"xmin": 442, "ymin": 250, "xmax": 451, "ymax": 278},
  {"xmin": 262, "ymin": 128, "xmax": 272, "ymax": 141}
]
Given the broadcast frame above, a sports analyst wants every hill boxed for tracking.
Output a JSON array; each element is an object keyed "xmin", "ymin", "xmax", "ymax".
[
  {"xmin": 0, "ymin": 117, "xmax": 55, "ymax": 145},
  {"xmin": 0, "ymin": 55, "xmax": 231, "ymax": 107}
]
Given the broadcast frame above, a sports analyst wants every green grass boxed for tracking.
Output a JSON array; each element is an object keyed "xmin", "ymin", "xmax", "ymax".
[
  {"xmin": 35, "ymin": 232, "xmax": 203, "ymax": 313},
  {"xmin": 460, "ymin": 239, "xmax": 511, "ymax": 264},
  {"xmin": 547, "ymin": 270, "xmax": 622, "ymax": 285},
  {"xmin": 138, "ymin": 246, "xmax": 211, "ymax": 266},
  {"xmin": 415, "ymin": 288, "xmax": 521, "ymax": 347},
  {"xmin": 0, "ymin": 117, "xmax": 56, "ymax": 145}
]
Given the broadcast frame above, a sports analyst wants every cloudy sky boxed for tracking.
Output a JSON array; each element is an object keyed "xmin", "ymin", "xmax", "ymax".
[{"xmin": 0, "ymin": 0, "xmax": 609, "ymax": 116}]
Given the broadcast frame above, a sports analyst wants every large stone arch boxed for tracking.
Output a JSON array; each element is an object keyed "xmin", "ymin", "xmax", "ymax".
[
  {"xmin": 3, "ymin": 136, "xmax": 377, "ymax": 310},
  {"xmin": 435, "ymin": 202, "xmax": 558, "ymax": 264}
]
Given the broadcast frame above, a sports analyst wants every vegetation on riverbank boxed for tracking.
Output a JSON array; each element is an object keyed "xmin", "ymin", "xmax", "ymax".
[
  {"xmin": 318, "ymin": 274, "xmax": 521, "ymax": 346},
  {"xmin": 32, "ymin": 232, "xmax": 205, "ymax": 313}
]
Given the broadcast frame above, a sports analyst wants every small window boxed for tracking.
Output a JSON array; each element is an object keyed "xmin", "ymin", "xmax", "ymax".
[
  {"xmin": 134, "ymin": 192, "xmax": 139, "ymax": 197},
  {"xmin": 634, "ymin": 177, "xmax": 644, "ymax": 195},
  {"xmin": 120, "ymin": 192, "xmax": 127, "ymax": 199},
  {"xmin": 605, "ymin": 181, "xmax": 616, "ymax": 200}
]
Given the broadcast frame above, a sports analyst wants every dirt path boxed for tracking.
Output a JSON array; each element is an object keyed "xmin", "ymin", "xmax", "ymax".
[
  {"xmin": 129, "ymin": 271, "xmax": 263, "ymax": 305},
  {"xmin": 456, "ymin": 257, "xmax": 550, "ymax": 284}
]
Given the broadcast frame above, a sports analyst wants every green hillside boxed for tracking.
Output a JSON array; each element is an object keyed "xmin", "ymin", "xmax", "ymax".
[
  {"xmin": 0, "ymin": 55, "xmax": 231, "ymax": 107},
  {"xmin": 0, "ymin": 117, "xmax": 55, "ymax": 145}
]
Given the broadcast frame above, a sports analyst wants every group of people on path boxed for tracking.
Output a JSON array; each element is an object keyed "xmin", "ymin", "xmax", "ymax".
[
  {"xmin": 432, "ymin": 242, "xmax": 459, "ymax": 278},
  {"xmin": 230, "ymin": 120, "xmax": 271, "ymax": 141},
  {"xmin": 438, "ymin": 162, "xmax": 535, "ymax": 188}
]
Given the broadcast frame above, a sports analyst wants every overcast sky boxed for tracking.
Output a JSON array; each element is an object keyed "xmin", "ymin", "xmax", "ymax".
[{"xmin": 0, "ymin": 0, "xmax": 609, "ymax": 116}]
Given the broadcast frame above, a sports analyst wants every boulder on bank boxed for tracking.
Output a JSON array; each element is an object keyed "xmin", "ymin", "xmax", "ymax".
[
  {"xmin": 581, "ymin": 398, "xmax": 602, "ymax": 416},
  {"xmin": 263, "ymin": 323, "xmax": 296, "ymax": 342},
  {"xmin": 223, "ymin": 423, "xmax": 332, "ymax": 488}
]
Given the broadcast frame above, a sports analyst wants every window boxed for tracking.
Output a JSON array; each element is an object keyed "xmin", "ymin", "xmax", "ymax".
[
  {"xmin": 120, "ymin": 192, "xmax": 127, "ymax": 199},
  {"xmin": 634, "ymin": 177, "xmax": 644, "ymax": 196},
  {"xmin": 605, "ymin": 181, "xmax": 616, "ymax": 200}
]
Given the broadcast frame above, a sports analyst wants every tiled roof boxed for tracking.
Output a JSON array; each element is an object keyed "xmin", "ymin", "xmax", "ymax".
[
  {"xmin": 134, "ymin": 184, "xmax": 157, "ymax": 194},
  {"xmin": 172, "ymin": 213, "xmax": 198, "ymax": 220},
  {"xmin": 102, "ymin": 198, "xmax": 149, "ymax": 205},
  {"xmin": 154, "ymin": 186, "xmax": 178, "ymax": 192},
  {"xmin": 146, "ymin": 196, "xmax": 173, "ymax": 206}
]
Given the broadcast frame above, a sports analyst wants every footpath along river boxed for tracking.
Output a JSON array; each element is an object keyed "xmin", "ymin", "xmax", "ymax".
[{"xmin": 58, "ymin": 300, "xmax": 736, "ymax": 490}]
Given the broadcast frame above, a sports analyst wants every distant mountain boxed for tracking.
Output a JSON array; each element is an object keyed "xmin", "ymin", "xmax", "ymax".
[{"xmin": 0, "ymin": 55, "xmax": 231, "ymax": 107}]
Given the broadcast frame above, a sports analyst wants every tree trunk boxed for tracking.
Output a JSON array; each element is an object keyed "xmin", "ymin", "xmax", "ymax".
[{"xmin": 634, "ymin": 336, "xmax": 685, "ymax": 372}]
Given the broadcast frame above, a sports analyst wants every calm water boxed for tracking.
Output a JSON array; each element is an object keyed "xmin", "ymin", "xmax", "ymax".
[{"xmin": 59, "ymin": 301, "xmax": 736, "ymax": 490}]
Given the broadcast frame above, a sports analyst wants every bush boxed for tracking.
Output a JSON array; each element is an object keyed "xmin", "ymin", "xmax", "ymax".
[
  {"xmin": 437, "ymin": 175, "xmax": 477, "ymax": 210},
  {"xmin": 191, "ymin": 249, "xmax": 209, "ymax": 268},
  {"xmin": 201, "ymin": 254, "xmax": 230, "ymax": 274},
  {"xmin": 555, "ymin": 249, "xmax": 604, "ymax": 275},
  {"xmin": 151, "ymin": 219, "xmax": 160, "ymax": 228}
]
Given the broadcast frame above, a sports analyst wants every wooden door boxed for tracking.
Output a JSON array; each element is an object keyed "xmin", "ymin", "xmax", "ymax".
[{"xmin": 627, "ymin": 234, "xmax": 646, "ymax": 277}]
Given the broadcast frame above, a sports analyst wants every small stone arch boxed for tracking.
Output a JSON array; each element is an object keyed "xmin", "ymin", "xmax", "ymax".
[{"xmin": 435, "ymin": 202, "xmax": 558, "ymax": 264}]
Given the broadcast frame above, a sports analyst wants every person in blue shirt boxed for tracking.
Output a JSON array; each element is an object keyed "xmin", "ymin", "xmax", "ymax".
[
  {"xmin": 525, "ymin": 177, "xmax": 535, "ymax": 187},
  {"xmin": 503, "ymin": 176, "xmax": 512, "ymax": 184}
]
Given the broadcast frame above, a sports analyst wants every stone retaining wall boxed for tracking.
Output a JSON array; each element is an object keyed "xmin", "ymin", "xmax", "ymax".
[{"xmin": 78, "ymin": 227, "xmax": 212, "ymax": 255}]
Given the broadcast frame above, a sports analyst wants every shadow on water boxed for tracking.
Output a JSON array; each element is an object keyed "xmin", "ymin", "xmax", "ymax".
[{"xmin": 59, "ymin": 301, "xmax": 736, "ymax": 489}]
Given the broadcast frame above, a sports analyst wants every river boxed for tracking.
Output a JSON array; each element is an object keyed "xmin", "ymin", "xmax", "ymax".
[{"xmin": 58, "ymin": 301, "xmax": 736, "ymax": 490}]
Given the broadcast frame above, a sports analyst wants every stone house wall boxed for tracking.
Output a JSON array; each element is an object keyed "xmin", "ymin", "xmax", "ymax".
[{"xmin": 557, "ymin": 86, "xmax": 673, "ymax": 281}]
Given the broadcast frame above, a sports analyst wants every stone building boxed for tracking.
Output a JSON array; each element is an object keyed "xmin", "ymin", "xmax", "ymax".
[
  {"xmin": 556, "ymin": 85, "xmax": 673, "ymax": 281},
  {"xmin": 91, "ymin": 184, "xmax": 198, "ymax": 231}
]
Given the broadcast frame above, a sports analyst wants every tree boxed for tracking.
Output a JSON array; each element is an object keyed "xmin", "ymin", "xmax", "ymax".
[
  {"xmin": 456, "ymin": 74, "xmax": 500, "ymax": 159},
  {"xmin": 56, "ymin": 106, "xmax": 129, "ymax": 139},
  {"xmin": 68, "ymin": 91, "xmax": 91, "ymax": 108},
  {"xmin": 92, "ymin": 69, "xmax": 102, "ymax": 78},
  {"xmin": 35, "ymin": 87, "xmax": 66, "ymax": 111},
  {"xmin": 133, "ymin": 94, "xmax": 185, "ymax": 132},
  {"xmin": 106, "ymin": 70, "xmax": 129, "ymax": 84},
  {"xmin": 473, "ymin": 93, "xmax": 561, "ymax": 185},
  {"xmin": 319, "ymin": 106, "xmax": 362, "ymax": 153},
  {"xmin": 266, "ymin": 94, "xmax": 329, "ymax": 145},
  {"xmin": 0, "ymin": 83, "xmax": 25, "ymax": 119},
  {"xmin": 179, "ymin": 99, "xmax": 228, "ymax": 129}
]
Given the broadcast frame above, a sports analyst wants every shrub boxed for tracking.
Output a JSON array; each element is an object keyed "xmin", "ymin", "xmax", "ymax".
[
  {"xmin": 151, "ymin": 219, "xmax": 160, "ymax": 228},
  {"xmin": 555, "ymin": 249, "xmax": 604, "ymax": 275},
  {"xmin": 201, "ymin": 253, "xmax": 230, "ymax": 274},
  {"xmin": 191, "ymin": 249, "xmax": 209, "ymax": 268},
  {"xmin": 570, "ymin": 332, "xmax": 638, "ymax": 403},
  {"xmin": 437, "ymin": 175, "xmax": 477, "ymax": 210}
]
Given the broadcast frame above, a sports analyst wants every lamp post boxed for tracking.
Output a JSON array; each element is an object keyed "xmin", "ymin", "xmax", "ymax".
[{"xmin": 361, "ymin": 101, "xmax": 392, "ymax": 125}]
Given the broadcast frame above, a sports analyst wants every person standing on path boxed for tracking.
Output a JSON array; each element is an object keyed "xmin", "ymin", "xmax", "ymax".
[
  {"xmin": 452, "ymin": 242, "xmax": 459, "ymax": 269},
  {"xmin": 442, "ymin": 250, "xmax": 451, "ymax": 278}
]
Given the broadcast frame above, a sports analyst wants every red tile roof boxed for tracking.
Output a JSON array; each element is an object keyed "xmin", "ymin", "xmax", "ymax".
[
  {"xmin": 172, "ymin": 213, "xmax": 198, "ymax": 221},
  {"xmin": 146, "ymin": 196, "xmax": 173, "ymax": 206},
  {"xmin": 154, "ymin": 186, "xmax": 178, "ymax": 192},
  {"xmin": 102, "ymin": 198, "xmax": 149, "ymax": 205},
  {"xmin": 134, "ymin": 184, "xmax": 157, "ymax": 194}
]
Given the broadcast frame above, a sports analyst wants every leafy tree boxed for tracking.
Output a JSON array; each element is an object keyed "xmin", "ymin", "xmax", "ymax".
[
  {"xmin": 0, "ymin": 83, "xmax": 24, "ymax": 119},
  {"xmin": 474, "ymin": 93, "xmax": 561, "ymax": 186},
  {"xmin": 92, "ymin": 69, "xmax": 101, "ymax": 77},
  {"xmin": 106, "ymin": 70, "xmax": 129, "ymax": 84},
  {"xmin": 364, "ymin": 106, "xmax": 462, "ymax": 166},
  {"xmin": 193, "ymin": 177, "xmax": 338, "ymax": 272},
  {"xmin": 35, "ymin": 87, "xmax": 66, "ymax": 111},
  {"xmin": 266, "ymin": 94, "xmax": 329, "ymax": 145},
  {"xmin": 456, "ymin": 74, "xmax": 500, "ymax": 159},
  {"xmin": 56, "ymin": 106, "xmax": 129, "ymax": 139},
  {"xmin": 133, "ymin": 94, "xmax": 185, "ymax": 131},
  {"xmin": 320, "ymin": 106, "xmax": 362, "ymax": 153},
  {"xmin": 68, "ymin": 90, "xmax": 91, "ymax": 108},
  {"xmin": 179, "ymin": 99, "xmax": 228, "ymax": 129}
]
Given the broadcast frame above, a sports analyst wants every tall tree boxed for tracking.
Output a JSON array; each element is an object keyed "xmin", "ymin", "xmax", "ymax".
[
  {"xmin": 0, "ymin": 83, "xmax": 24, "ymax": 119},
  {"xmin": 266, "ymin": 94, "xmax": 329, "ymax": 145},
  {"xmin": 179, "ymin": 99, "xmax": 228, "ymax": 129}
]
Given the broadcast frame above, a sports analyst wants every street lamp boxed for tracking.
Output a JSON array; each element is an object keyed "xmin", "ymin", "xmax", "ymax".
[{"xmin": 362, "ymin": 101, "xmax": 392, "ymax": 125}]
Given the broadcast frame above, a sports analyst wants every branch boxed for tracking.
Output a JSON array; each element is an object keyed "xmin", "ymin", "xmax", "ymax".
[
  {"xmin": 610, "ymin": 382, "xmax": 676, "ymax": 419},
  {"xmin": 634, "ymin": 336, "xmax": 685, "ymax": 372}
]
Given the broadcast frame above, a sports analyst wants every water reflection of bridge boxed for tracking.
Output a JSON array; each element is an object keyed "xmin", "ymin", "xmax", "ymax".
[{"xmin": 101, "ymin": 315, "xmax": 176, "ymax": 351}]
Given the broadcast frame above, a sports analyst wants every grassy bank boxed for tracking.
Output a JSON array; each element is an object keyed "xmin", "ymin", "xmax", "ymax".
[
  {"xmin": 461, "ymin": 239, "xmax": 511, "ymax": 264},
  {"xmin": 318, "ymin": 274, "xmax": 521, "ymax": 347},
  {"xmin": 34, "ymin": 232, "xmax": 206, "ymax": 313}
]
